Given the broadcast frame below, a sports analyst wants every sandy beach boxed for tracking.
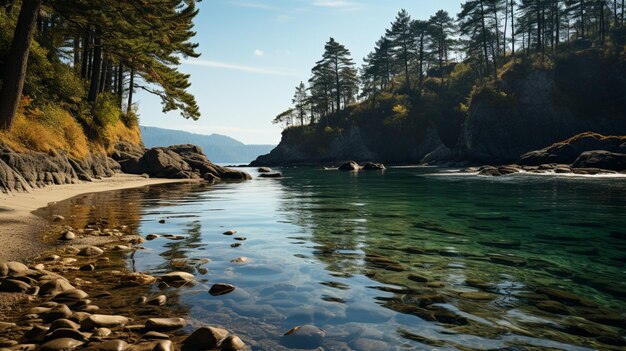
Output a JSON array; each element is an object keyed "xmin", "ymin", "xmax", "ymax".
[{"xmin": 0, "ymin": 174, "xmax": 193, "ymax": 262}]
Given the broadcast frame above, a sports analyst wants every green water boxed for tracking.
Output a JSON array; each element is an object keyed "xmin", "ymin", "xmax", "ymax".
[{"xmin": 47, "ymin": 167, "xmax": 626, "ymax": 350}]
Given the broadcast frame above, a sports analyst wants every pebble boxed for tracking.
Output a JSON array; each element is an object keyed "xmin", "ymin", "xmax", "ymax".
[
  {"xmin": 49, "ymin": 319, "xmax": 80, "ymax": 331},
  {"xmin": 78, "ymin": 247, "xmax": 104, "ymax": 257},
  {"xmin": 159, "ymin": 272, "xmax": 195, "ymax": 287},
  {"xmin": 182, "ymin": 327, "xmax": 229, "ymax": 351},
  {"xmin": 145, "ymin": 234, "xmax": 159, "ymax": 241},
  {"xmin": 223, "ymin": 230, "xmax": 237, "ymax": 236},
  {"xmin": 42, "ymin": 304, "xmax": 72, "ymax": 322},
  {"xmin": 151, "ymin": 340, "xmax": 172, "ymax": 351},
  {"xmin": 61, "ymin": 232, "xmax": 76, "ymax": 241},
  {"xmin": 144, "ymin": 318, "xmax": 185, "ymax": 331},
  {"xmin": 79, "ymin": 264, "xmax": 95, "ymax": 272},
  {"xmin": 230, "ymin": 243, "xmax": 241, "ymax": 248},
  {"xmin": 52, "ymin": 215, "xmax": 65, "ymax": 222},
  {"xmin": 53, "ymin": 289, "xmax": 89, "ymax": 302},
  {"xmin": 45, "ymin": 328, "xmax": 87, "ymax": 342},
  {"xmin": 209, "ymin": 283, "xmax": 236, "ymax": 296},
  {"xmin": 120, "ymin": 273, "xmax": 156, "ymax": 287},
  {"xmin": 39, "ymin": 279, "xmax": 75, "ymax": 297},
  {"xmin": 92, "ymin": 328, "xmax": 112, "ymax": 338}
]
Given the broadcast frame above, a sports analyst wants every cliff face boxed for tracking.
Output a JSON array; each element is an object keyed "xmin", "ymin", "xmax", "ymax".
[
  {"xmin": 251, "ymin": 126, "xmax": 449, "ymax": 166},
  {"xmin": 456, "ymin": 50, "xmax": 626, "ymax": 164}
]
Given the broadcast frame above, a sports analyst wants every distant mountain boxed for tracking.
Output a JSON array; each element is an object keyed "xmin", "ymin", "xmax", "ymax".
[{"xmin": 140, "ymin": 126, "xmax": 275, "ymax": 164}]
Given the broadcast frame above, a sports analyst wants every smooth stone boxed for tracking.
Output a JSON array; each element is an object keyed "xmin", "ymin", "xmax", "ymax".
[
  {"xmin": 92, "ymin": 328, "xmax": 111, "ymax": 338},
  {"xmin": 43, "ymin": 255, "xmax": 61, "ymax": 262},
  {"xmin": 233, "ymin": 237, "xmax": 246, "ymax": 241},
  {"xmin": 151, "ymin": 340, "xmax": 172, "ymax": 351},
  {"xmin": 281, "ymin": 325, "xmax": 325, "ymax": 349},
  {"xmin": 351, "ymin": 338, "xmax": 389, "ymax": 351},
  {"xmin": 50, "ymin": 319, "xmax": 80, "ymax": 332},
  {"xmin": 120, "ymin": 273, "xmax": 156, "ymax": 287},
  {"xmin": 69, "ymin": 312, "xmax": 92, "ymax": 323},
  {"xmin": 39, "ymin": 279, "xmax": 75, "ymax": 297},
  {"xmin": 82, "ymin": 305, "xmax": 100, "ymax": 313},
  {"xmin": 53, "ymin": 289, "xmax": 89, "ymax": 302},
  {"xmin": 61, "ymin": 232, "xmax": 76, "ymax": 241},
  {"xmin": 209, "ymin": 283, "xmax": 236, "ymax": 296},
  {"xmin": 230, "ymin": 243, "xmax": 241, "ymax": 248},
  {"xmin": 39, "ymin": 338, "xmax": 83, "ymax": 351},
  {"xmin": 89, "ymin": 340, "xmax": 128, "ymax": 351},
  {"xmin": 81, "ymin": 315, "xmax": 130, "ymax": 330},
  {"xmin": 141, "ymin": 332, "xmax": 170, "ymax": 340},
  {"xmin": 42, "ymin": 304, "xmax": 72, "ymax": 322},
  {"xmin": 182, "ymin": 327, "xmax": 229, "ymax": 351},
  {"xmin": 10, "ymin": 344, "xmax": 37, "ymax": 351},
  {"xmin": 45, "ymin": 328, "xmax": 87, "ymax": 342},
  {"xmin": 78, "ymin": 247, "xmax": 104, "ymax": 257},
  {"xmin": 223, "ymin": 230, "xmax": 237, "ymax": 236},
  {"xmin": 24, "ymin": 325, "xmax": 49, "ymax": 340},
  {"xmin": 146, "ymin": 295, "xmax": 167, "ymax": 306},
  {"xmin": 230, "ymin": 257, "xmax": 249, "ymax": 264},
  {"xmin": 220, "ymin": 336, "xmax": 245, "ymax": 351},
  {"xmin": 144, "ymin": 318, "xmax": 185, "ymax": 331},
  {"xmin": 0, "ymin": 279, "xmax": 30, "ymax": 292},
  {"xmin": 159, "ymin": 272, "xmax": 195, "ymax": 287},
  {"xmin": 145, "ymin": 235, "xmax": 159, "ymax": 241},
  {"xmin": 158, "ymin": 220, "xmax": 166, "ymax": 224}
]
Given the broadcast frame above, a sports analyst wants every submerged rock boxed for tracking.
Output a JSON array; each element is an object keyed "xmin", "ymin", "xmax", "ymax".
[
  {"xmin": 281, "ymin": 325, "xmax": 325, "ymax": 349},
  {"xmin": 208, "ymin": 283, "xmax": 236, "ymax": 296},
  {"xmin": 159, "ymin": 272, "xmax": 195, "ymax": 287}
]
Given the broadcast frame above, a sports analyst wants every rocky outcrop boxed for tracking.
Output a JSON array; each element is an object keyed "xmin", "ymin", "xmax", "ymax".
[
  {"xmin": 572, "ymin": 150, "xmax": 626, "ymax": 171},
  {"xmin": 0, "ymin": 143, "xmax": 120, "ymax": 193},
  {"xmin": 251, "ymin": 126, "xmax": 447, "ymax": 167},
  {"xmin": 457, "ymin": 51, "xmax": 626, "ymax": 164},
  {"xmin": 518, "ymin": 132, "xmax": 626, "ymax": 166},
  {"xmin": 112, "ymin": 143, "xmax": 251, "ymax": 181}
]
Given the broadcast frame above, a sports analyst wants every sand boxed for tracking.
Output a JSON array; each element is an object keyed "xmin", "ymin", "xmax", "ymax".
[{"xmin": 0, "ymin": 174, "xmax": 193, "ymax": 262}]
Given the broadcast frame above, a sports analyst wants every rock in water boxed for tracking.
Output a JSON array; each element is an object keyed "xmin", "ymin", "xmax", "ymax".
[
  {"xmin": 281, "ymin": 325, "xmax": 325, "ymax": 349},
  {"xmin": 208, "ymin": 284, "xmax": 236, "ymax": 296},
  {"xmin": 572, "ymin": 150, "xmax": 626, "ymax": 171},
  {"xmin": 146, "ymin": 295, "xmax": 167, "ymax": 306},
  {"xmin": 338, "ymin": 161, "xmax": 361, "ymax": 171},
  {"xmin": 257, "ymin": 167, "xmax": 272, "ymax": 173},
  {"xmin": 362, "ymin": 162, "xmax": 386, "ymax": 170},
  {"xmin": 259, "ymin": 172, "xmax": 283, "ymax": 178},
  {"xmin": 120, "ymin": 273, "xmax": 156, "ymax": 287},
  {"xmin": 182, "ymin": 327, "xmax": 229, "ymax": 351},
  {"xmin": 223, "ymin": 230, "xmax": 237, "ymax": 235},
  {"xmin": 159, "ymin": 272, "xmax": 195, "ymax": 287},
  {"xmin": 144, "ymin": 318, "xmax": 185, "ymax": 331}
]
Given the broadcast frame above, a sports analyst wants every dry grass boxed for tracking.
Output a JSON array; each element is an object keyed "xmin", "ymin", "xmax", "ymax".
[{"xmin": 0, "ymin": 97, "xmax": 141, "ymax": 158}]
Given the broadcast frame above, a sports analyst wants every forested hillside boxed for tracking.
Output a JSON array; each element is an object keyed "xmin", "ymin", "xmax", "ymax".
[
  {"xmin": 0, "ymin": 0, "xmax": 200, "ymax": 158},
  {"xmin": 254, "ymin": 1, "xmax": 626, "ymax": 166}
]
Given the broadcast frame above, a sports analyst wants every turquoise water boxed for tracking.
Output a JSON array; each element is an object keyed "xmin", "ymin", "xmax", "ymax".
[{"xmin": 50, "ymin": 168, "xmax": 626, "ymax": 350}]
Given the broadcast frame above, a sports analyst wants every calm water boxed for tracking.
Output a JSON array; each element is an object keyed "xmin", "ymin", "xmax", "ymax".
[{"xmin": 46, "ymin": 168, "xmax": 626, "ymax": 350}]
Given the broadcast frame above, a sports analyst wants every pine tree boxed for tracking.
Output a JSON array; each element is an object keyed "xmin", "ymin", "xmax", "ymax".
[
  {"xmin": 386, "ymin": 9, "xmax": 415, "ymax": 90},
  {"xmin": 428, "ymin": 10, "xmax": 456, "ymax": 84},
  {"xmin": 292, "ymin": 82, "xmax": 309, "ymax": 126}
]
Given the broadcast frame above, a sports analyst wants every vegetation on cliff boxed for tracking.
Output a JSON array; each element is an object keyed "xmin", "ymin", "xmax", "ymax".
[
  {"xmin": 0, "ymin": 0, "xmax": 201, "ymax": 157},
  {"xmin": 263, "ymin": 1, "xmax": 626, "ymax": 165}
]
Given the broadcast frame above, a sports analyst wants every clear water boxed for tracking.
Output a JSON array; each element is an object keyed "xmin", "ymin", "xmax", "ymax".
[{"xmin": 46, "ymin": 168, "xmax": 626, "ymax": 350}]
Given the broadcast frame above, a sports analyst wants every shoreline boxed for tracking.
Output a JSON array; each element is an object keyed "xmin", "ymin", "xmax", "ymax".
[{"xmin": 0, "ymin": 174, "xmax": 194, "ymax": 262}]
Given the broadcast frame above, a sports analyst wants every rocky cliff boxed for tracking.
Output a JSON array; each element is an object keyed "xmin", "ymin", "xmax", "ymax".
[{"xmin": 456, "ymin": 49, "xmax": 626, "ymax": 164}]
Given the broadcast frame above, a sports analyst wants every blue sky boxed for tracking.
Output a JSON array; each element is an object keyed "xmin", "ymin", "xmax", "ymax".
[{"xmin": 137, "ymin": 0, "xmax": 461, "ymax": 145}]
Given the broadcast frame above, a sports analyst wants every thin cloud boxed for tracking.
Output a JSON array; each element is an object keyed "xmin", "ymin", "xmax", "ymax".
[
  {"xmin": 182, "ymin": 58, "xmax": 296, "ymax": 76},
  {"xmin": 254, "ymin": 49, "xmax": 264, "ymax": 57},
  {"xmin": 311, "ymin": 0, "xmax": 363, "ymax": 10}
]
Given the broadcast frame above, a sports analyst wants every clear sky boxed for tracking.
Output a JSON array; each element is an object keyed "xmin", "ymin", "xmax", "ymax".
[{"xmin": 137, "ymin": 0, "xmax": 461, "ymax": 145}]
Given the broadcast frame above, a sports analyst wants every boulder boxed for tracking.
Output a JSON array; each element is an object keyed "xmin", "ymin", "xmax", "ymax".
[
  {"xmin": 338, "ymin": 161, "xmax": 361, "ymax": 171},
  {"xmin": 257, "ymin": 167, "xmax": 272, "ymax": 173},
  {"xmin": 519, "ymin": 133, "xmax": 626, "ymax": 166},
  {"xmin": 571, "ymin": 150, "xmax": 626, "ymax": 171},
  {"xmin": 208, "ymin": 283, "xmax": 236, "ymax": 296},
  {"xmin": 362, "ymin": 162, "xmax": 386, "ymax": 170},
  {"xmin": 182, "ymin": 327, "xmax": 229, "ymax": 351}
]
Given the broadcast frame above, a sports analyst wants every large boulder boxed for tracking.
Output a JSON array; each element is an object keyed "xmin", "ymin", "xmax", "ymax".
[
  {"xmin": 518, "ymin": 133, "xmax": 626, "ymax": 166},
  {"xmin": 143, "ymin": 148, "xmax": 197, "ymax": 179},
  {"xmin": 572, "ymin": 150, "xmax": 626, "ymax": 171},
  {"xmin": 338, "ymin": 161, "xmax": 361, "ymax": 171}
]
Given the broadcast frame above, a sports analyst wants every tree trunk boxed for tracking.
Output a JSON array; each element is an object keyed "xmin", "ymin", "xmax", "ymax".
[
  {"xmin": 334, "ymin": 58, "xmax": 340, "ymax": 112},
  {"xmin": 87, "ymin": 35, "xmax": 102, "ymax": 105},
  {"xmin": 0, "ymin": 0, "xmax": 42, "ymax": 130},
  {"xmin": 419, "ymin": 33, "xmax": 425, "ymax": 89},
  {"xmin": 479, "ymin": 0, "xmax": 492, "ymax": 79},
  {"xmin": 503, "ymin": 0, "xmax": 509, "ymax": 58},
  {"xmin": 103, "ymin": 58, "xmax": 113, "ymax": 93},
  {"xmin": 73, "ymin": 36, "xmax": 80, "ymax": 72},
  {"xmin": 126, "ymin": 68, "xmax": 135, "ymax": 115},
  {"xmin": 80, "ymin": 31, "xmax": 89, "ymax": 79},
  {"xmin": 511, "ymin": 0, "xmax": 515, "ymax": 57},
  {"xmin": 581, "ymin": 0, "xmax": 585, "ymax": 37},
  {"xmin": 117, "ymin": 64, "xmax": 124, "ymax": 106}
]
